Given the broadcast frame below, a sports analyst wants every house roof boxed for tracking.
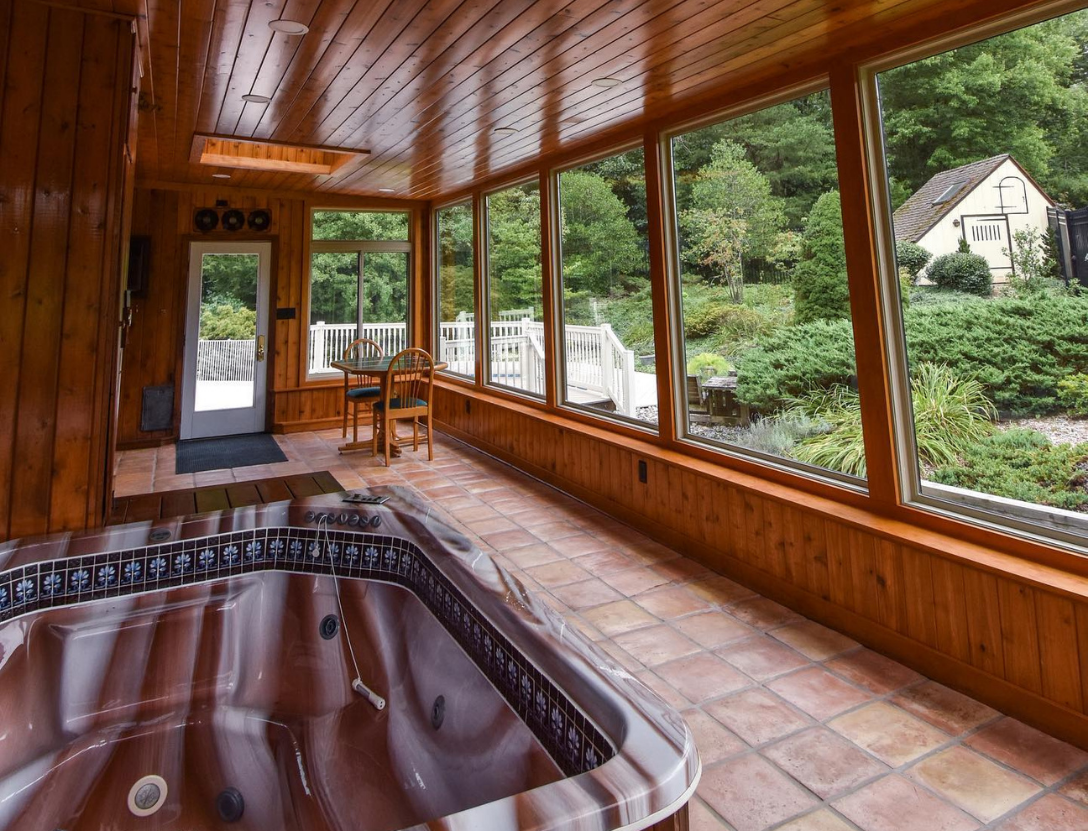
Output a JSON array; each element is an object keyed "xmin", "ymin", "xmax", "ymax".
[{"xmin": 892, "ymin": 154, "xmax": 1015, "ymax": 243}]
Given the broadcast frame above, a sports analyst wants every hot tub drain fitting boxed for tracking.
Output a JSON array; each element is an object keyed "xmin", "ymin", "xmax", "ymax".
[
  {"xmin": 216, "ymin": 787, "xmax": 245, "ymax": 823},
  {"xmin": 431, "ymin": 695, "xmax": 445, "ymax": 729},
  {"xmin": 319, "ymin": 614, "xmax": 339, "ymax": 640}
]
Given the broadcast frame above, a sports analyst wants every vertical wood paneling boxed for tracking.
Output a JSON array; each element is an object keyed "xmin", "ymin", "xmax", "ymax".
[
  {"xmin": 997, "ymin": 579, "xmax": 1042, "ymax": 695},
  {"xmin": 0, "ymin": 0, "xmax": 50, "ymax": 538},
  {"xmin": 0, "ymin": 4, "xmax": 134, "ymax": 540},
  {"xmin": 1036, "ymin": 592, "xmax": 1082, "ymax": 710}
]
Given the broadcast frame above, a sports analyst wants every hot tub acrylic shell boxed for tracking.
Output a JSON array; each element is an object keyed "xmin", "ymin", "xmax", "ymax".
[{"xmin": 0, "ymin": 487, "xmax": 700, "ymax": 830}]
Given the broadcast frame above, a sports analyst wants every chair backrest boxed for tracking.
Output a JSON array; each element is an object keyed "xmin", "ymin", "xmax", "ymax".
[
  {"xmin": 385, "ymin": 348, "xmax": 435, "ymax": 412},
  {"xmin": 343, "ymin": 338, "xmax": 383, "ymax": 361},
  {"xmin": 343, "ymin": 338, "xmax": 383, "ymax": 387}
]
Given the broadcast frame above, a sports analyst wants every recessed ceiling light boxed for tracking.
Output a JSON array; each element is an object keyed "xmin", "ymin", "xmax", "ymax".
[
  {"xmin": 212, "ymin": 173, "xmax": 231, "ymax": 179},
  {"xmin": 493, "ymin": 126, "xmax": 519, "ymax": 135},
  {"xmin": 378, "ymin": 188, "xmax": 395, "ymax": 193},
  {"xmin": 591, "ymin": 77, "xmax": 622, "ymax": 88},
  {"xmin": 268, "ymin": 19, "xmax": 309, "ymax": 35},
  {"xmin": 242, "ymin": 93, "xmax": 272, "ymax": 104}
]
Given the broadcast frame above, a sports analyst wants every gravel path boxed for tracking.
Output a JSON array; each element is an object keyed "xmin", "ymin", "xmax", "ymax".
[{"xmin": 1002, "ymin": 416, "xmax": 1088, "ymax": 446}]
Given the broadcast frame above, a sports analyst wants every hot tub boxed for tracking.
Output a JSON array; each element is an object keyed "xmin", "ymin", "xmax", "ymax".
[{"xmin": 0, "ymin": 487, "xmax": 699, "ymax": 830}]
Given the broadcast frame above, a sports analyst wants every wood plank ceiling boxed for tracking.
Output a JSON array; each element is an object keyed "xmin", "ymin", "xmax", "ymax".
[{"xmin": 67, "ymin": 0, "xmax": 954, "ymax": 200}]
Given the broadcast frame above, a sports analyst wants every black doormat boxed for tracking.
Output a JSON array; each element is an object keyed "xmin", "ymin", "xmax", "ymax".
[{"xmin": 176, "ymin": 433, "xmax": 288, "ymax": 474}]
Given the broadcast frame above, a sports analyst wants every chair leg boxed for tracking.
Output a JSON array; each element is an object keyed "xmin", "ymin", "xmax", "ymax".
[
  {"xmin": 384, "ymin": 415, "xmax": 392, "ymax": 465},
  {"xmin": 412, "ymin": 417, "xmax": 419, "ymax": 451},
  {"xmin": 372, "ymin": 410, "xmax": 380, "ymax": 458},
  {"xmin": 352, "ymin": 401, "xmax": 359, "ymax": 444},
  {"xmin": 342, "ymin": 401, "xmax": 348, "ymax": 438},
  {"xmin": 426, "ymin": 411, "xmax": 433, "ymax": 461}
]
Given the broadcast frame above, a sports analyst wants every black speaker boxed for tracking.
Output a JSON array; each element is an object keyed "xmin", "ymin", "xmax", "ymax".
[
  {"xmin": 127, "ymin": 235, "xmax": 151, "ymax": 296},
  {"xmin": 194, "ymin": 208, "xmax": 219, "ymax": 232},
  {"xmin": 248, "ymin": 209, "xmax": 271, "ymax": 232},
  {"xmin": 222, "ymin": 209, "xmax": 245, "ymax": 231}
]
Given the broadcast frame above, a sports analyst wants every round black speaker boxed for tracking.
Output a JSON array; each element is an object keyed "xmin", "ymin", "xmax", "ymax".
[
  {"xmin": 221, "ymin": 209, "xmax": 245, "ymax": 232},
  {"xmin": 247, "ymin": 209, "xmax": 271, "ymax": 232},
  {"xmin": 193, "ymin": 208, "xmax": 219, "ymax": 232}
]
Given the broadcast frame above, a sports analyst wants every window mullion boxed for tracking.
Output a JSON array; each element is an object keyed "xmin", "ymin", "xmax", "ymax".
[{"xmin": 830, "ymin": 63, "xmax": 902, "ymax": 507}]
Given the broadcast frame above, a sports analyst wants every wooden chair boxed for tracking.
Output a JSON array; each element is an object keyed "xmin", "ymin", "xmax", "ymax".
[
  {"xmin": 371, "ymin": 348, "xmax": 434, "ymax": 464},
  {"xmin": 341, "ymin": 338, "xmax": 384, "ymax": 443}
]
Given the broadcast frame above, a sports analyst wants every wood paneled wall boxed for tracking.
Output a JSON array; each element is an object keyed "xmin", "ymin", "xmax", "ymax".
[
  {"xmin": 434, "ymin": 385, "xmax": 1088, "ymax": 750},
  {"xmin": 118, "ymin": 186, "xmax": 425, "ymax": 446},
  {"xmin": 0, "ymin": 1, "xmax": 136, "ymax": 539}
]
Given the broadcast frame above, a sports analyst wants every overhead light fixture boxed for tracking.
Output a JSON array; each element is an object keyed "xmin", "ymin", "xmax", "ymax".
[
  {"xmin": 242, "ymin": 93, "xmax": 272, "ymax": 104},
  {"xmin": 378, "ymin": 188, "xmax": 395, "ymax": 193},
  {"xmin": 268, "ymin": 19, "xmax": 309, "ymax": 35},
  {"xmin": 212, "ymin": 173, "xmax": 231, "ymax": 179},
  {"xmin": 591, "ymin": 77, "xmax": 622, "ymax": 88},
  {"xmin": 493, "ymin": 126, "xmax": 519, "ymax": 135}
]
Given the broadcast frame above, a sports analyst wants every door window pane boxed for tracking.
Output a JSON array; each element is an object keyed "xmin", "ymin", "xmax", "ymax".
[
  {"xmin": 436, "ymin": 203, "xmax": 476, "ymax": 379},
  {"xmin": 670, "ymin": 89, "xmax": 863, "ymax": 480},
  {"xmin": 486, "ymin": 181, "xmax": 544, "ymax": 396},
  {"xmin": 557, "ymin": 148, "xmax": 655, "ymax": 428},
  {"xmin": 196, "ymin": 253, "xmax": 258, "ymax": 412},
  {"xmin": 875, "ymin": 10, "xmax": 1088, "ymax": 537}
]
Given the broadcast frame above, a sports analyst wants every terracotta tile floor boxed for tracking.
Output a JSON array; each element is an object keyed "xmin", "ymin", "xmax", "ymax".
[{"xmin": 115, "ymin": 429, "xmax": 1088, "ymax": 831}]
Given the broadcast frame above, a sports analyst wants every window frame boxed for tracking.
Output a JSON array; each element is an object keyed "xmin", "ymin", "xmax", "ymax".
[
  {"xmin": 306, "ymin": 208, "xmax": 412, "ymax": 381},
  {"xmin": 433, "ymin": 198, "xmax": 477, "ymax": 382},
  {"xmin": 481, "ymin": 174, "xmax": 548, "ymax": 402},
  {"xmin": 550, "ymin": 140, "xmax": 659, "ymax": 434},
  {"xmin": 659, "ymin": 79, "xmax": 869, "ymax": 493},
  {"xmin": 858, "ymin": 0, "xmax": 1088, "ymax": 555}
]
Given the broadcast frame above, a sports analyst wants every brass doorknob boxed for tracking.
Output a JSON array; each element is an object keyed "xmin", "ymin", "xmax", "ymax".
[{"xmin": 257, "ymin": 334, "xmax": 266, "ymax": 362}]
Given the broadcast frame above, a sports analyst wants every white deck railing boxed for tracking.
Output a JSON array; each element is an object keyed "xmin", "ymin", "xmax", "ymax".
[
  {"xmin": 303, "ymin": 318, "xmax": 638, "ymax": 415},
  {"xmin": 197, "ymin": 339, "xmax": 255, "ymax": 382}
]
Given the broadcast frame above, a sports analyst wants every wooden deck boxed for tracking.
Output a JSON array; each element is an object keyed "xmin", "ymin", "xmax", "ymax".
[{"xmin": 108, "ymin": 471, "xmax": 344, "ymax": 525}]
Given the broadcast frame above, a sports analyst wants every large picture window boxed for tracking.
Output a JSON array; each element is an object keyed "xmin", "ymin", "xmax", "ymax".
[
  {"xmin": 557, "ymin": 148, "xmax": 655, "ymax": 429},
  {"xmin": 485, "ymin": 180, "xmax": 544, "ymax": 398},
  {"xmin": 871, "ymin": 9, "xmax": 1088, "ymax": 545},
  {"xmin": 668, "ymin": 89, "xmax": 864, "ymax": 481},
  {"xmin": 308, "ymin": 210, "xmax": 410, "ymax": 376},
  {"xmin": 435, "ymin": 202, "xmax": 476, "ymax": 379}
]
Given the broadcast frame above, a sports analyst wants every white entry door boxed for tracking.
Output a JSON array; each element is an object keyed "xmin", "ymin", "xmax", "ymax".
[{"xmin": 180, "ymin": 242, "xmax": 272, "ymax": 439}]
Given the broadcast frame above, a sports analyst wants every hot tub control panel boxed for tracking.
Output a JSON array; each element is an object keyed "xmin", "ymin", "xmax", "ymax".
[{"xmin": 303, "ymin": 511, "xmax": 381, "ymax": 529}]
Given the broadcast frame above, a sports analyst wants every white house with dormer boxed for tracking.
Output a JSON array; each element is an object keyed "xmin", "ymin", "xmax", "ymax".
[{"xmin": 893, "ymin": 154, "xmax": 1054, "ymax": 285}]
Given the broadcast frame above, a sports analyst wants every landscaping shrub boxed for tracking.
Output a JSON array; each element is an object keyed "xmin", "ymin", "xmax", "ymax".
[
  {"xmin": 932, "ymin": 429, "xmax": 1088, "ymax": 511},
  {"xmin": 792, "ymin": 191, "xmax": 850, "ymax": 324},
  {"xmin": 737, "ymin": 294, "xmax": 1088, "ymax": 416},
  {"xmin": 734, "ymin": 413, "xmax": 829, "ymax": 459},
  {"xmin": 895, "ymin": 240, "xmax": 931, "ymax": 281},
  {"xmin": 735, "ymin": 318, "xmax": 856, "ymax": 410},
  {"xmin": 1058, "ymin": 373, "xmax": 1088, "ymax": 417},
  {"xmin": 789, "ymin": 363, "xmax": 994, "ymax": 476},
  {"xmin": 908, "ymin": 288, "xmax": 985, "ymax": 306},
  {"xmin": 926, "ymin": 251, "xmax": 993, "ymax": 296},
  {"xmin": 687, "ymin": 352, "xmax": 731, "ymax": 377}
]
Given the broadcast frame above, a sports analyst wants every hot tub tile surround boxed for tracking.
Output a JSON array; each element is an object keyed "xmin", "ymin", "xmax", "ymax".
[{"xmin": 0, "ymin": 487, "xmax": 699, "ymax": 829}]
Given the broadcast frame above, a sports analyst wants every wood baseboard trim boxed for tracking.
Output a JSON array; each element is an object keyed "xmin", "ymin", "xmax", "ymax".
[
  {"xmin": 437, "ymin": 420, "xmax": 1088, "ymax": 751},
  {"xmin": 116, "ymin": 437, "xmax": 175, "ymax": 451}
]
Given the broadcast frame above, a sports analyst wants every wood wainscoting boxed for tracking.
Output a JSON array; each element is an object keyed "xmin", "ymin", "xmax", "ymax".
[{"xmin": 434, "ymin": 382, "xmax": 1088, "ymax": 751}]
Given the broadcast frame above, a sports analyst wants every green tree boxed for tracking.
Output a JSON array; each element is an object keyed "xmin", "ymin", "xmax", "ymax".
[
  {"xmin": 312, "ymin": 210, "xmax": 409, "ymax": 241},
  {"xmin": 199, "ymin": 299, "xmax": 256, "ymax": 340},
  {"xmin": 437, "ymin": 203, "xmax": 474, "ymax": 322},
  {"xmin": 487, "ymin": 184, "xmax": 542, "ymax": 317},
  {"xmin": 560, "ymin": 170, "xmax": 644, "ymax": 308},
  {"xmin": 879, "ymin": 12, "xmax": 1088, "ymax": 204},
  {"xmin": 680, "ymin": 140, "xmax": 785, "ymax": 303},
  {"xmin": 793, "ymin": 191, "xmax": 850, "ymax": 323},
  {"xmin": 672, "ymin": 91, "xmax": 836, "ymax": 227}
]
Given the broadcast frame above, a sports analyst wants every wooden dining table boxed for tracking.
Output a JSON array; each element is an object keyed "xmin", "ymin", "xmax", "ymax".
[{"xmin": 331, "ymin": 355, "xmax": 447, "ymax": 455}]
